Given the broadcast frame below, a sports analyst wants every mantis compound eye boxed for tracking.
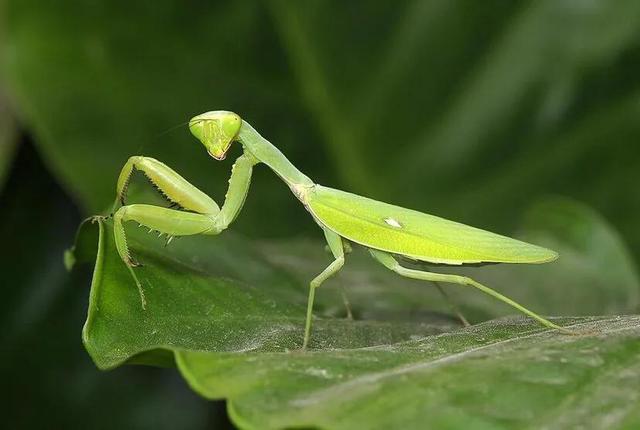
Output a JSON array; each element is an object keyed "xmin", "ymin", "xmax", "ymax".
[{"xmin": 189, "ymin": 111, "xmax": 241, "ymax": 160}]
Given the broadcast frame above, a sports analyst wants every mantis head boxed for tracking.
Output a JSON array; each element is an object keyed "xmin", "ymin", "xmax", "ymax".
[{"xmin": 189, "ymin": 111, "xmax": 242, "ymax": 160}]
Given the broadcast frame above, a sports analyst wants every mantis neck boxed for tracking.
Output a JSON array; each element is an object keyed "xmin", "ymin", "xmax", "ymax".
[{"xmin": 238, "ymin": 121, "xmax": 315, "ymax": 190}]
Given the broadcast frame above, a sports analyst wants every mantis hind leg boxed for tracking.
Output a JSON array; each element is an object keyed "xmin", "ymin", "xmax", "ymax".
[
  {"xmin": 113, "ymin": 204, "xmax": 216, "ymax": 309},
  {"xmin": 369, "ymin": 249, "xmax": 573, "ymax": 334},
  {"xmin": 113, "ymin": 156, "xmax": 220, "ymax": 215},
  {"xmin": 303, "ymin": 228, "xmax": 345, "ymax": 349}
]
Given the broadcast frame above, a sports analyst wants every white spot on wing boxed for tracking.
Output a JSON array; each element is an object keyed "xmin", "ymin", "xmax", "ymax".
[{"xmin": 383, "ymin": 217, "xmax": 402, "ymax": 228}]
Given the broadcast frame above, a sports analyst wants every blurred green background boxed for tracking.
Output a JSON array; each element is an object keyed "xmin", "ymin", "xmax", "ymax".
[{"xmin": 1, "ymin": 1, "xmax": 640, "ymax": 428}]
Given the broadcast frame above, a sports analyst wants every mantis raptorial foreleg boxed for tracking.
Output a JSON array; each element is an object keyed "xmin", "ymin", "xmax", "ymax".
[
  {"xmin": 304, "ymin": 228, "xmax": 345, "ymax": 348},
  {"xmin": 113, "ymin": 156, "xmax": 220, "ymax": 215},
  {"xmin": 214, "ymin": 152, "xmax": 257, "ymax": 227},
  {"xmin": 369, "ymin": 249, "xmax": 571, "ymax": 333},
  {"xmin": 112, "ymin": 152, "xmax": 258, "ymax": 308}
]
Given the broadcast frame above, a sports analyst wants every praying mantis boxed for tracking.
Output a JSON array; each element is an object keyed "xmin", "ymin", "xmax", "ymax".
[{"xmin": 111, "ymin": 110, "xmax": 571, "ymax": 349}]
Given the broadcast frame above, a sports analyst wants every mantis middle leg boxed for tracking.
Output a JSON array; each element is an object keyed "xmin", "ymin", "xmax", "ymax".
[
  {"xmin": 369, "ymin": 249, "xmax": 571, "ymax": 333},
  {"xmin": 304, "ymin": 228, "xmax": 345, "ymax": 349},
  {"xmin": 113, "ymin": 152, "xmax": 258, "ymax": 307}
]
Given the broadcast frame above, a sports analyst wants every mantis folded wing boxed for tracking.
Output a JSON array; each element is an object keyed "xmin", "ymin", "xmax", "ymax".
[{"xmin": 110, "ymin": 111, "xmax": 572, "ymax": 349}]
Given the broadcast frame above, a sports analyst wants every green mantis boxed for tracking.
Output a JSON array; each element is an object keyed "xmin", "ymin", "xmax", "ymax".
[{"xmin": 111, "ymin": 111, "xmax": 571, "ymax": 348}]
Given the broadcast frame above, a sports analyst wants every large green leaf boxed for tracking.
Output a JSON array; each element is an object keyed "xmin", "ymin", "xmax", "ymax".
[{"xmin": 76, "ymin": 206, "xmax": 640, "ymax": 428}]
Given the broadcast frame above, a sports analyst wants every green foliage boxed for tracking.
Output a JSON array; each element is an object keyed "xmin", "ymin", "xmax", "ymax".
[{"xmin": 3, "ymin": 0, "xmax": 640, "ymax": 428}]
